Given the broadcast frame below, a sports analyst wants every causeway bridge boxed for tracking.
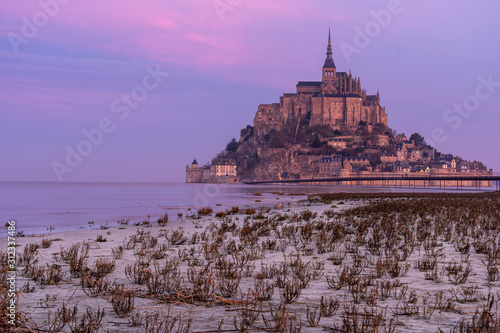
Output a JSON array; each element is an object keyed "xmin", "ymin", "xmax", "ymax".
[{"xmin": 243, "ymin": 173, "xmax": 500, "ymax": 191}]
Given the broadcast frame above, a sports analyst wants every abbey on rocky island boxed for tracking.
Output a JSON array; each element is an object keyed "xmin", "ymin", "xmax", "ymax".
[
  {"xmin": 186, "ymin": 26, "xmax": 492, "ymax": 187},
  {"xmin": 253, "ymin": 27, "xmax": 388, "ymax": 139}
]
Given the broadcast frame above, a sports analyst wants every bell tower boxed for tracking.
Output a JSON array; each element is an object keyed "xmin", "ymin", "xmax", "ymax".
[{"xmin": 322, "ymin": 24, "xmax": 336, "ymax": 94}]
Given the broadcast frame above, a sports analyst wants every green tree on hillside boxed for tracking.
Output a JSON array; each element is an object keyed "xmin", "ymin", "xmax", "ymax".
[
  {"xmin": 410, "ymin": 133, "xmax": 427, "ymax": 149},
  {"xmin": 226, "ymin": 138, "xmax": 239, "ymax": 152}
]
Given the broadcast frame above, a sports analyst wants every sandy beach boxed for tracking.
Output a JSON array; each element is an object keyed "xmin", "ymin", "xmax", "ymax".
[{"xmin": 2, "ymin": 192, "xmax": 500, "ymax": 332}]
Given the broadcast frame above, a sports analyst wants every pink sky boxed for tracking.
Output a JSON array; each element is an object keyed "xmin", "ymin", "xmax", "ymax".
[{"xmin": 1, "ymin": 0, "xmax": 499, "ymax": 181}]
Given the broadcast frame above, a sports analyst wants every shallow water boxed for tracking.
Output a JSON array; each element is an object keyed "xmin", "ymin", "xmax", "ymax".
[{"xmin": 0, "ymin": 181, "xmax": 488, "ymax": 233}]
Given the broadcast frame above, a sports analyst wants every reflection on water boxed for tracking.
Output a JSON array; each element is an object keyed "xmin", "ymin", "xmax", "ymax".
[{"xmin": 0, "ymin": 182, "xmax": 490, "ymax": 233}]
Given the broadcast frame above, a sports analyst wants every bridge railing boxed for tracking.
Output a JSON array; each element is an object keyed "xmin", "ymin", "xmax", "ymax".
[
  {"xmin": 334, "ymin": 174, "xmax": 494, "ymax": 180},
  {"xmin": 339, "ymin": 173, "xmax": 493, "ymax": 179},
  {"xmin": 296, "ymin": 173, "xmax": 498, "ymax": 181},
  {"xmin": 246, "ymin": 172, "xmax": 499, "ymax": 184}
]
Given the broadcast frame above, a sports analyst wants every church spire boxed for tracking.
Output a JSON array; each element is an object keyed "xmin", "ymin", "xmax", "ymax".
[
  {"xmin": 323, "ymin": 24, "xmax": 336, "ymax": 68},
  {"xmin": 327, "ymin": 24, "xmax": 332, "ymax": 53}
]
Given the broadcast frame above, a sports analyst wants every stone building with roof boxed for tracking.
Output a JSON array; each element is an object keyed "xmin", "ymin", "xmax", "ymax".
[
  {"xmin": 214, "ymin": 158, "xmax": 237, "ymax": 177},
  {"xmin": 318, "ymin": 154, "xmax": 343, "ymax": 177},
  {"xmin": 186, "ymin": 158, "xmax": 239, "ymax": 183}
]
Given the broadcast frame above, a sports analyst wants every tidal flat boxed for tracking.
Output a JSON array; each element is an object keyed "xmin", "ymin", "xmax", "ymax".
[{"xmin": 2, "ymin": 192, "xmax": 500, "ymax": 332}]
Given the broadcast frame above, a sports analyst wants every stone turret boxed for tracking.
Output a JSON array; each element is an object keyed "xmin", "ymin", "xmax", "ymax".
[{"xmin": 186, "ymin": 158, "xmax": 202, "ymax": 182}]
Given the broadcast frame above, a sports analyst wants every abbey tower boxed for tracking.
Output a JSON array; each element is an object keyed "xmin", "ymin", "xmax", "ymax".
[{"xmin": 253, "ymin": 27, "xmax": 388, "ymax": 139}]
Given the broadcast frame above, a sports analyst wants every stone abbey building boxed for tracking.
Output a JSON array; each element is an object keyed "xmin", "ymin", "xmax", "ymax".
[{"xmin": 254, "ymin": 27, "xmax": 388, "ymax": 139}]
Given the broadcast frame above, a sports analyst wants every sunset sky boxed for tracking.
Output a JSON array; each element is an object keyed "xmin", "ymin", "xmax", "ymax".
[{"xmin": 1, "ymin": 0, "xmax": 499, "ymax": 182}]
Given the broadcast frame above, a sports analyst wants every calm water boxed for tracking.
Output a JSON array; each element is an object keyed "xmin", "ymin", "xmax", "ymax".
[{"xmin": 0, "ymin": 181, "xmax": 488, "ymax": 233}]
